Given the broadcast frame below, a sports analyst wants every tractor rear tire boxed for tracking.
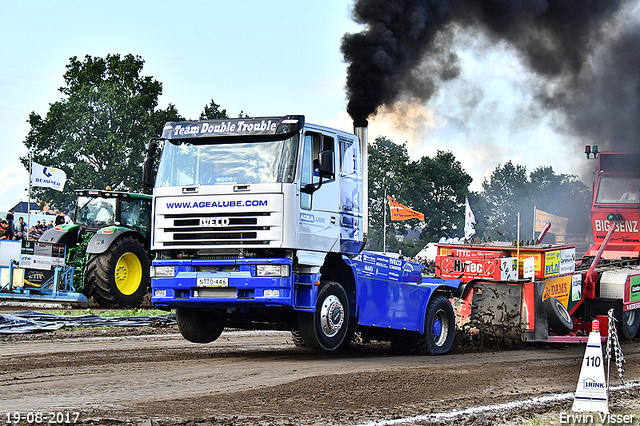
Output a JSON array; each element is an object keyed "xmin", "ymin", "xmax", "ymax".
[
  {"xmin": 543, "ymin": 297, "xmax": 573, "ymax": 336},
  {"xmin": 85, "ymin": 236, "xmax": 150, "ymax": 308},
  {"xmin": 176, "ymin": 308, "xmax": 225, "ymax": 343}
]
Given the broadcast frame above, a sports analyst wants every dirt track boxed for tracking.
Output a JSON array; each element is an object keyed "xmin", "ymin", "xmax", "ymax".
[{"xmin": 1, "ymin": 325, "xmax": 639, "ymax": 426}]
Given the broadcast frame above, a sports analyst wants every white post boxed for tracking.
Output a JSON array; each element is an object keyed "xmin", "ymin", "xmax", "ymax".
[
  {"xmin": 532, "ymin": 205, "xmax": 536, "ymax": 241},
  {"xmin": 383, "ymin": 189, "xmax": 387, "ymax": 253},
  {"xmin": 27, "ymin": 153, "xmax": 32, "ymax": 233}
]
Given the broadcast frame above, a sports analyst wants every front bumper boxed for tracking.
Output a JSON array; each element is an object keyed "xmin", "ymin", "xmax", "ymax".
[{"xmin": 150, "ymin": 258, "xmax": 309, "ymax": 308}]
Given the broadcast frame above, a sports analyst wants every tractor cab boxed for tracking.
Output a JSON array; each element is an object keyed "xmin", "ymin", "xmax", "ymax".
[{"xmin": 73, "ymin": 189, "xmax": 151, "ymax": 235}]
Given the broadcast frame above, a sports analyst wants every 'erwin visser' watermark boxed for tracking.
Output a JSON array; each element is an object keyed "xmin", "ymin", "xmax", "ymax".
[{"xmin": 560, "ymin": 412, "xmax": 636, "ymax": 424}]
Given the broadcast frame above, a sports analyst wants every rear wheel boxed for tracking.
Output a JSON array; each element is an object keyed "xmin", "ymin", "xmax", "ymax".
[
  {"xmin": 85, "ymin": 236, "xmax": 149, "ymax": 308},
  {"xmin": 620, "ymin": 309, "xmax": 640, "ymax": 340},
  {"xmin": 176, "ymin": 308, "xmax": 225, "ymax": 343},
  {"xmin": 543, "ymin": 297, "xmax": 573, "ymax": 335},
  {"xmin": 412, "ymin": 293, "xmax": 455, "ymax": 355},
  {"xmin": 298, "ymin": 281, "xmax": 349, "ymax": 351}
]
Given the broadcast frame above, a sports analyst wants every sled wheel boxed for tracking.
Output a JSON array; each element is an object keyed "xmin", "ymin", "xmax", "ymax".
[
  {"xmin": 543, "ymin": 297, "xmax": 573, "ymax": 335},
  {"xmin": 291, "ymin": 330, "xmax": 306, "ymax": 347},
  {"xmin": 176, "ymin": 308, "xmax": 225, "ymax": 344},
  {"xmin": 413, "ymin": 293, "xmax": 456, "ymax": 355},
  {"xmin": 85, "ymin": 236, "xmax": 150, "ymax": 308},
  {"xmin": 298, "ymin": 281, "xmax": 349, "ymax": 351},
  {"xmin": 620, "ymin": 309, "xmax": 640, "ymax": 340}
]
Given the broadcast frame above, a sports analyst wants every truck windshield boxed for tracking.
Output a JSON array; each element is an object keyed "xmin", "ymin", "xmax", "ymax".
[
  {"xmin": 155, "ymin": 135, "xmax": 299, "ymax": 187},
  {"xmin": 596, "ymin": 177, "xmax": 640, "ymax": 204}
]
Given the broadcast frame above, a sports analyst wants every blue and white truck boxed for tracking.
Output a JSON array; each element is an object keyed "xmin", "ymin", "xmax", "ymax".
[{"xmin": 143, "ymin": 115, "xmax": 463, "ymax": 354}]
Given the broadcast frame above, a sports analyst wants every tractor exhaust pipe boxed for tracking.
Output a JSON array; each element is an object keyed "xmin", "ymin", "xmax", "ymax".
[{"xmin": 354, "ymin": 125, "xmax": 368, "ymax": 250}]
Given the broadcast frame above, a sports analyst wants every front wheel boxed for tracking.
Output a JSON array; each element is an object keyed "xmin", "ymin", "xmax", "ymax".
[
  {"xmin": 620, "ymin": 309, "xmax": 640, "ymax": 340},
  {"xmin": 298, "ymin": 281, "xmax": 350, "ymax": 351},
  {"xmin": 413, "ymin": 293, "xmax": 455, "ymax": 355},
  {"xmin": 176, "ymin": 308, "xmax": 225, "ymax": 344}
]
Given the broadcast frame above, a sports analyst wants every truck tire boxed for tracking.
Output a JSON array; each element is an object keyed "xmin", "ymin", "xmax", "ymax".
[
  {"xmin": 298, "ymin": 280, "xmax": 349, "ymax": 351},
  {"xmin": 85, "ymin": 236, "xmax": 150, "ymax": 308},
  {"xmin": 412, "ymin": 293, "xmax": 455, "ymax": 355},
  {"xmin": 620, "ymin": 309, "xmax": 640, "ymax": 340},
  {"xmin": 291, "ymin": 330, "xmax": 306, "ymax": 347},
  {"xmin": 543, "ymin": 297, "xmax": 573, "ymax": 335},
  {"xmin": 176, "ymin": 308, "xmax": 225, "ymax": 343}
]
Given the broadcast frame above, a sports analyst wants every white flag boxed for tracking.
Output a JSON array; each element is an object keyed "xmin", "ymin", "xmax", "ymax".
[
  {"xmin": 31, "ymin": 162, "xmax": 67, "ymax": 192},
  {"xmin": 464, "ymin": 197, "xmax": 476, "ymax": 240}
]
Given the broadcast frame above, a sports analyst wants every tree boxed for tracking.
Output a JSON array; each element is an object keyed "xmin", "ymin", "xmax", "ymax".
[
  {"xmin": 480, "ymin": 162, "xmax": 591, "ymax": 241},
  {"xmin": 481, "ymin": 161, "xmax": 532, "ymax": 240},
  {"xmin": 199, "ymin": 100, "xmax": 228, "ymax": 120},
  {"xmin": 367, "ymin": 136, "xmax": 472, "ymax": 255},
  {"xmin": 411, "ymin": 151, "xmax": 472, "ymax": 244},
  {"xmin": 21, "ymin": 54, "xmax": 182, "ymax": 212}
]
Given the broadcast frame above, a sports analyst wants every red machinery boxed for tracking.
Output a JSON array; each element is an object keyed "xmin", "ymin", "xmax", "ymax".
[{"xmin": 434, "ymin": 150, "xmax": 640, "ymax": 343}]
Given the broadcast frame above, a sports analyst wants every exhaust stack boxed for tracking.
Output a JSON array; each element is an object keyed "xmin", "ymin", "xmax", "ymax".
[{"xmin": 354, "ymin": 125, "xmax": 368, "ymax": 247}]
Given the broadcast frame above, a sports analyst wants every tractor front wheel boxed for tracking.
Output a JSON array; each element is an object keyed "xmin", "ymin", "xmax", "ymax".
[{"xmin": 85, "ymin": 236, "xmax": 150, "ymax": 308}]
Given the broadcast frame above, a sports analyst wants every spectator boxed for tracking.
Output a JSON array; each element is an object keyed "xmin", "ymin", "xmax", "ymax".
[
  {"xmin": 47, "ymin": 219, "xmax": 54, "ymax": 229},
  {"xmin": 5, "ymin": 209, "xmax": 14, "ymax": 240},
  {"xmin": 0, "ymin": 220, "xmax": 9, "ymax": 239},
  {"xmin": 29, "ymin": 226, "xmax": 40, "ymax": 241},
  {"xmin": 55, "ymin": 214, "xmax": 65, "ymax": 225},
  {"xmin": 15, "ymin": 217, "xmax": 28, "ymax": 237}
]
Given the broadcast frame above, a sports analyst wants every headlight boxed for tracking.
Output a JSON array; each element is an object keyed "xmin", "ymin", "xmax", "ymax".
[
  {"xmin": 151, "ymin": 266, "xmax": 175, "ymax": 277},
  {"xmin": 256, "ymin": 264, "xmax": 290, "ymax": 277}
]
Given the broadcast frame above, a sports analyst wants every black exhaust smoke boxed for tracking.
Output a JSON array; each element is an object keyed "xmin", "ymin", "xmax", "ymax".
[{"xmin": 341, "ymin": 0, "xmax": 637, "ymax": 150}]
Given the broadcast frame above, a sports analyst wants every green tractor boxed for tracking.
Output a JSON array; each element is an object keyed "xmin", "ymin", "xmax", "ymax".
[{"xmin": 39, "ymin": 189, "xmax": 152, "ymax": 308}]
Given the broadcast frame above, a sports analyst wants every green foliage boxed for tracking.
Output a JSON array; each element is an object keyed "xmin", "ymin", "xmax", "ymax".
[
  {"xmin": 199, "ymin": 99, "xmax": 228, "ymax": 120},
  {"xmin": 21, "ymin": 54, "xmax": 183, "ymax": 211},
  {"xmin": 367, "ymin": 136, "xmax": 472, "ymax": 256},
  {"xmin": 479, "ymin": 162, "xmax": 591, "ymax": 240}
]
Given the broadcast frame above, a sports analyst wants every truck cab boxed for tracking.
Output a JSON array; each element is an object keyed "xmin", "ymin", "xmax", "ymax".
[
  {"xmin": 146, "ymin": 115, "xmax": 461, "ymax": 354},
  {"xmin": 586, "ymin": 152, "xmax": 640, "ymax": 259}
]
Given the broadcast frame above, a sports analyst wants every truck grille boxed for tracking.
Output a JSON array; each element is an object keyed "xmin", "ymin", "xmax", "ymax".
[{"xmin": 160, "ymin": 212, "xmax": 275, "ymax": 246}]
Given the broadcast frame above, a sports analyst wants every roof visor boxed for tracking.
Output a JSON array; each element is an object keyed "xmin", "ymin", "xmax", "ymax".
[{"xmin": 162, "ymin": 115, "xmax": 305, "ymax": 141}]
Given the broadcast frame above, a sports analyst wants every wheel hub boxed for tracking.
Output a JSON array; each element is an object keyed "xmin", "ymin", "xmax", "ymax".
[
  {"xmin": 115, "ymin": 252, "xmax": 143, "ymax": 295},
  {"xmin": 320, "ymin": 295, "xmax": 344, "ymax": 338},
  {"xmin": 432, "ymin": 309, "xmax": 449, "ymax": 347}
]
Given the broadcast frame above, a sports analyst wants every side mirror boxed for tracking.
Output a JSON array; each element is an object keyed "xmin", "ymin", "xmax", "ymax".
[
  {"xmin": 142, "ymin": 140, "xmax": 159, "ymax": 188},
  {"xmin": 318, "ymin": 150, "xmax": 334, "ymax": 178},
  {"xmin": 301, "ymin": 150, "xmax": 335, "ymax": 194}
]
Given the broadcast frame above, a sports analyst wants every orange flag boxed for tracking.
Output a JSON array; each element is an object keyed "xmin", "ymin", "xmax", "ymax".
[{"xmin": 388, "ymin": 196, "xmax": 424, "ymax": 221}]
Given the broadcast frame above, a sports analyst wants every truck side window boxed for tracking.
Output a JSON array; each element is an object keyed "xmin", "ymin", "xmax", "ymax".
[
  {"xmin": 300, "ymin": 133, "xmax": 335, "ymax": 210},
  {"xmin": 340, "ymin": 139, "xmax": 356, "ymax": 176}
]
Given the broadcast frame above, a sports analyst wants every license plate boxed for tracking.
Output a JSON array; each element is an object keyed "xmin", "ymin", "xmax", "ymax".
[{"xmin": 197, "ymin": 277, "xmax": 229, "ymax": 287}]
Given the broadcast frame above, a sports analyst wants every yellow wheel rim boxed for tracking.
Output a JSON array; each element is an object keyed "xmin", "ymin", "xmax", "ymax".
[{"xmin": 115, "ymin": 252, "xmax": 143, "ymax": 296}]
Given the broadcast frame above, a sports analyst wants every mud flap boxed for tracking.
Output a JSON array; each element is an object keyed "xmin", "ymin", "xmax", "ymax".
[
  {"xmin": 527, "ymin": 281, "xmax": 549, "ymax": 341},
  {"xmin": 454, "ymin": 281, "xmax": 525, "ymax": 348}
]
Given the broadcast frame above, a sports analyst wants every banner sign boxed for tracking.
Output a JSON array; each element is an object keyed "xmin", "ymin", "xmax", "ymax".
[
  {"xmin": 388, "ymin": 196, "xmax": 424, "ymax": 221},
  {"xmin": 535, "ymin": 208, "xmax": 568, "ymax": 236},
  {"xmin": 31, "ymin": 162, "xmax": 67, "ymax": 192}
]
